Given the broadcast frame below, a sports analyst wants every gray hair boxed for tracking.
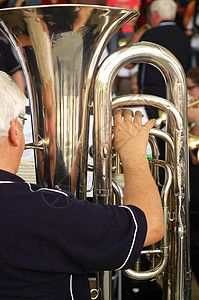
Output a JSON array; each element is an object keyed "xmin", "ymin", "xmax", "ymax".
[
  {"xmin": 0, "ymin": 71, "xmax": 26, "ymax": 138},
  {"xmin": 150, "ymin": 0, "xmax": 177, "ymax": 20}
]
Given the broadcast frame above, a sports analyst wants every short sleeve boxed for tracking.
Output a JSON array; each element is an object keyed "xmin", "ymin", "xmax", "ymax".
[
  {"xmin": 17, "ymin": 186, "xmax": 147, "ymax": 274},
  {"xmin": 47, "ymin": 195, "xmax": 147, "ymax": 273}
]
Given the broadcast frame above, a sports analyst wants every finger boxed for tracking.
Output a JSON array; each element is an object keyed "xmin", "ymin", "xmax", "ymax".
[
  {"xmin": 123, "ymin": 109, "xmax": 133, "ymax": 123},
  {"xmin": 114, "ymin": 108, "xmax": 122, "ymax": 125},
  {"xmin": 143, "ymin": 118, "xmax": 156, "ymax": 131},
  {"xmin": 133, "ymin": 110, "xmax": 143, "ymax": 125}
]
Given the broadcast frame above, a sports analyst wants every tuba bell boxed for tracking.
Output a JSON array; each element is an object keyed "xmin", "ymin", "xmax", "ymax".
[{"xmin": 0, "ymin": 4, "xmax": 191, "ymax": 300}]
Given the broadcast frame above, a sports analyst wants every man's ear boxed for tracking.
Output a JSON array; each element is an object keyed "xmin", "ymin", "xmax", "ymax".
[
  {"xmin": 155, "ymin": 10, "xmax": 161, "ymax": 20},
  {"xmin": 9, "ymin": 119, "xmax": 19, "ymax": 147}
]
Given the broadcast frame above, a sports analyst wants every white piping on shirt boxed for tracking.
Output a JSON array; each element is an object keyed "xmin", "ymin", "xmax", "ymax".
[
  {"xmin": 70, "ymin": 275, "xmax": 74, "ymax": 300},
  {"xmin": 158, "ymin": 21, "xmax": 176, "ymax": 27},
  {"xmin": 0, "ymin": 181, "xmax": 15, "ymax": 184},
  {"xmin": 25, "ymin": 181, "xmax": 69, "ymax": 197},
  {"xmin": 115, "ymin": 205, "xmax": 138, "ymax": 271},
  {"xmin": 0, "ymin": 180, "xmax": 69, "ymax": 197}
]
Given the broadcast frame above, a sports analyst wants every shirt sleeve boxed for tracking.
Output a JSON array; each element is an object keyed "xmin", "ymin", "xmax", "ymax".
[
  {"xmin": 33, "ymin": 190, "xmax": 147, "ymax": 273},
  {"xmin": 19, "ymin": 186, "xmax": 147, "ymax": 274}
]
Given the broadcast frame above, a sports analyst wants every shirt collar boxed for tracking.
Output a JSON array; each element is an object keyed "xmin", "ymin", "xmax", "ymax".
[
  {"xmin": 0, "ymin": 169, "xmax": 25, "ymax": 183},
  {"xmin": 158, "ymin": 20, "xmax": 176, "ymax": 27}
]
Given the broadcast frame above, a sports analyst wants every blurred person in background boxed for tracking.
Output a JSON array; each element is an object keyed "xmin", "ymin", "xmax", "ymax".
[
  {"xmin": 183, "ymin": 0, "xmax": 196, "ymax": 30},
  {"xmin": 184, "ymin": 0, "xmax": 199, "ymax": 67},
  {"xmin": 0, "ymin": 31, "xmax": 25, "ymax": 93},
  {"xmin": 138, "ymin": 0, "xmax": 154, "ymax": 27},
  {"xmin": 174, "ymin": 0, "xmax": 189, "ymax": 29},
  {"xmin": 0, "ymin": 0, "xmax": 8, "ymax": 8},
  {"xmin": 138, "ymin": 0, "xmax": 190, "ymax": 115},
  {"xmin": 135, "ymin": 0, "xmax": 190, "ymax": 172},
  {"xmin": 187, "ymin": 67, "xmax": 199, "ymax": 222},
  {"xmin": 7, "ymin": 0, "xmax": 41, "ymax": 6},
  {"xmin": 106, "ymin": 0, "xmax": 141, "ymax": 53}
]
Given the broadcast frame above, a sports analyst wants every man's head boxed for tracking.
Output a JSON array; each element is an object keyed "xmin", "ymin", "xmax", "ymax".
[
  {"xmin": 150, "ymin": 0, "xmax": 177, "ymax": 27},
  {"xmin": 0, "ymin": 71, "xmax": 26, "ymax": 139},
  {"xmin": 187, "ymin": 67, "xmax": 199, "ymax": 99},
  {"xmin": 0, "ymin": 71, "xmax": 26, "ymax": 173}
]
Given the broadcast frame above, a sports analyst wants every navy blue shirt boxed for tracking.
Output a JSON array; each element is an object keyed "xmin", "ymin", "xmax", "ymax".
[{"xmin": 0, "ymin": 170, "xmax": 147, "ymax": 299}]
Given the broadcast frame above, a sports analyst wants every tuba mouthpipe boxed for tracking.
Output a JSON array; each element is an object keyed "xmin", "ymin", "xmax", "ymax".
[{"xmin": 24, "ymin": 137, "xmax": 50, "ymax": 151}]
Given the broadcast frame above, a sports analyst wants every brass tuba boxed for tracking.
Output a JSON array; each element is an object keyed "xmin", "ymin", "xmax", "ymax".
[
  {"xmin": 95, "ymin": 42, "xmax": 191, "ymax": 300},
  {"xmin": 0, "ymin": 5, "xmax": 191, "ymax": 300}
]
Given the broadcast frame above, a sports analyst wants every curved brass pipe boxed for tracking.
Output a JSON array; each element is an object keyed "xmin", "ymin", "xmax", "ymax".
[
  {"xmin": 155, "ymin": 109, "xmax": 167, "ymax": 128},
  {"xmin": 155, "ymin": 100, "xmax": 199, "ymax": 156},
  {"xmin": 156, "ymin": 99, "xmax": 199, "ymax": 128},
  {"xmin": 24, "ymin": 137, "xmax": 50, "ymax": 152},
  {"xmin": 123, "ymin": 158, "xmax": 172, "ymax": 281}
]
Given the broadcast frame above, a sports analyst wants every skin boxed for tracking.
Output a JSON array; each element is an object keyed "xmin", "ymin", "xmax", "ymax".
[
  {"xmin": 0, "ymin": 119, "xmax": 25, "ymax": 174},
  {"xmin": 150, "ymin": 10, "xmax": 174, "ymax": 28}
]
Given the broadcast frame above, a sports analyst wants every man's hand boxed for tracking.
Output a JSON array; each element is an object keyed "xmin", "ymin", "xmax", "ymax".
[{"xmin": 113, "ymin": 109, "xmax": 155, "ymax": 162}]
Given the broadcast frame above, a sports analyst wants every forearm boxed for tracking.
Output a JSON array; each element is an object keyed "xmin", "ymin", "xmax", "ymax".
[
  {"xmin": 122, "ymin": 155, "xmax": 164, "ymax": 246},
  {"xmin": 123, "ymin": 156, "xmax": 157, "ymax": 204}
]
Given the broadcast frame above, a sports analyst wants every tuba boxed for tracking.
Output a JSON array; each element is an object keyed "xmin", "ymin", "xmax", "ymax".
[{"xmin": 0, "ymin": 5, "xmax": 191, "ymax": 300}]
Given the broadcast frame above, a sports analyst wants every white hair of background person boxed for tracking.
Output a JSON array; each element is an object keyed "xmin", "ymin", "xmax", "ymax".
[
  {"xmin": 0, "ymin": 71, "xmax": 26, "ymax": 138},
  {"xmin": 150, "ymin": 0, "xmax": 177, "ymax": 21}
]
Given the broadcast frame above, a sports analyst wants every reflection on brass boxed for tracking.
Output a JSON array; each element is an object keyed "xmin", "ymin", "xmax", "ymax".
[
  {"xmin": 155, "ymin": 109, "xmax": 166, "ymax": 128},
  {"xmin": 189, "ymin": 133, "xmax": 199, "ymax": 150},
  {"xmin": 0, "ymin": 4, "xmax": 138, "ymax": 195}
]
